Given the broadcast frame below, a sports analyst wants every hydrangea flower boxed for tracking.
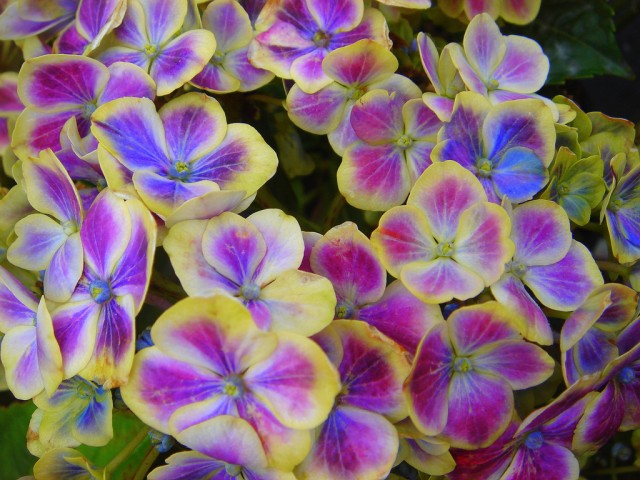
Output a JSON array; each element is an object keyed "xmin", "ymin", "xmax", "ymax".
[
  {"xmin": 99, "ymin": 0, "xmax": 216, "ymax": 96},
  {"xmin": 7, "ymin": 149, "xmax": 84, "ymax": 302},
  {"xmin": 338, "ymin": 91, "xmax": 441, "ymax": 210},
  {"xmin": 491, "ymin": 200, "xmax": 603, "ymax": 345},
  {"xmin": 28, "ymin": 376, "xmax": 113, "ymax": 456},
  {"xmin": 286, "ymin": 39, "xmax": 421, "ymax": 155},
  {"xmin": 0, "ymin": 72, "xmax": 23, "ymax": 157},
  {"xmin": 431, "ymin": 91, "xmax": 556, "ymax": 204},
  {"xmin": 32, "ymin": 448, "xmax": 103, "ymax": 480},
  {"xmin": 307, "ymin": 221, "xmax": 442, "ymax": 353},
  {"xmin": 12, "ymin": 54, "xmax": 155, "ymax": 160},
  {"xmin": 189, "ymin": 0, "xmax": 274, "ymax": 94},
  {"xmin": 51, "ymin": 189, "xmax": 156, "ymax": 388},
  {"xmin": 148, "ymin": 417, "xmax": 296, "ymax": 480},
  {"xmin": 249, "ymin": 0, "xmax": 391, "ymax": 93},
  {"xmin": 0, "ymin": 267, "xmax": 62, "ymax": 400},
  {"xmin": 296, "ymin": 320, "xmax": 411, "ymax": 479},
  {"xmin": 439, "ymin": 0, "xmax": 541, "ymax": 25},
  {"xmin": 406, "ymin": 302, "xmax": 555, "ymax": 449},
  {"xmin": 120, "ymin": 295, "xmax": 341, "ymax": 471},
  {"xmin": 395, "ymin": 419, "xmax": 456, "ymax": 477},
  {"xmin": 449, "ymin": 14, "xmax": 551, "ymax": 110},
  {"xmin": 91, "ymin": 93, "xmax": 277, "ymax": 222},
  {"xmin": 371, "ymin": 161, "xmax": 514, "ymax": 304},
  {"xmin": 164, "ymin": 209, "xmax": 336, "ymax": 336}
]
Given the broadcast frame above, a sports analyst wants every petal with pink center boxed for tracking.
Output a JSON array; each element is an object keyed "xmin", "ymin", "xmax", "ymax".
[
  {"xmin": 462, "ymin": 13, "xmax": 506, "ymax": 82},
  {"xmin": 151, "ymin": 30, "xmax": 217, "ymax": 96},
  {"xmin": 290, "ymin": 49, "xmax": 332, "ymax": 94},
  {"xmin": 406, "ymin": 323, "xmax": 454, "ymax": 436},
  {"xmin": 0, "ymin": 266, "xmax": 37, "ymax": 332},
  {"xmin": 258, "ymin": 270, "xmax": 336, "ymax": 336},
  {"xmin": 401, "ymin": 257, "xmax": 485, "ymax": 304},
  {"xmin": 331, "ymin": 320, "xmax": 411, "ymax": 421},
  {"xmin": 99, "ymin": 46, "xmax": 151, "ymax": 71},
  {"xmin": 308, "ymin": 0, "xmax": 363, "ymax": 32},
  {"xmin": 491, "ymin": 274, "xmax": 552, "ymax": 345},
  {"xmin": 98, "ymin": 62, "xmax": 155, "ymax": 104},
  {"xmin": 286, "ymin": 83, "xmax": 347, "ymax": 134},
  {"xmin": 444, "ymin": 371, "xmax": 513, "ymax": 449},
  {"xmin": 338, "ymin": 142, "xmax": 409, "ymax": 211},
  {"xmin": 249, "ymin": 21, "xmax": 315, "ymax": 78},
  {"xmin": 523, "ymin": 240, "xmax": 603, "ymax": 311},
  {"xmin": 91, "ymin": 97, "xmax": 170, "ymax": 171},
  {"xmin": 404, "ymin": 141, "xmax": 436, "ymax": 187},
  {"xmin": 473, "ymin": 340, "xmax": 554, "ymax": 390},
  {"xmin": 511, "ymin": 199, "xmax": 571, "ymax": 266},
  {"xmin": 12, "ymin": 108, "xmax": 78, "ymax": 157},
  {"xmin": 560, "ymin": 287, "xmax": 611, "ymax": 353},
  {"xmin": 327, "ymin": 103, "xmax": 359, "ymax": 156},
  {"xmin": 223, "ymin": 48, "xmax": 275, "ymax": 92},
  {"xmin": 408, "ymin": 161, "xmax": 487, "ymax": 241},
  {"xmin": 202, "ymin": 0, "xmax": 252, "ymax": 52},
  {"xmin": 501, "ymin": 442, "xmax": 579, "ymax": 480},
  {"xmin": 323, "ymin": 39, "xmax": 398, "ymax": 86},
  {"xmin": 564, "ymin": 328, "xmax": 618, "ymax": 385},
  {"xmin": 164, "ymin": 220, "xmax": 239, "ymax": 295},
  {"xmin": 422, "ymin": 94, "xmax": 455, "ymax": 122},
  {"xmin": 51, "ymin": 299, "xmax": 100, "ymax": 379},
  {"xmin": 8, "ymin": 214, "xmax": 66, "ymax": 270},
  {"xmin": 492, "ymin": 35, "xmax": 548, "ymax": 93},
  {"xmin": 371, "ymin": 205, "xmax": 436, "ymax": 277},
  {"xmin": 310, "ymin": 221, "xmax": 385, "ymax": 306},
  {"xmin": 350, "ymin": 89, "xmax": 404, "ymax": 143},
  {"xmin": 453, "ymin": 201, "xmax": 513, "ymax": 285},
  {"xmin": 120, "ymin": 347, "xmax": 225, "ymax": 432},
  {"xmin": 201, "ymin": 212, "xmax": 266, "ymax": 287},
  {"xmin": 404, "ymin": 98, "xmax": 441, "ymax": 140},
  {"xmin": 54, "ymin": 24, "xmax": 89, "ymax": 55},
  {"xmin": 417, "ymin": 33, "xmax": 443, "ymax": 94},
  {"xmin": 18, "ymin": 54, "xmax": 108, "ymax": 109},
  {"xmin": 295, "ymin": 406, "xmax": 398, "ymax": 480},
  {"xmin": 573, "ymin": 382, "xmax": 624, "ymax": 453},
  {"xmin": 81, "ymin": 189, "xmax": 131, "ymax": 279},
  {"xmin": 483, "ymin": 99, "xmax": 555, "ymax": 167},
  {"xmin": 359, "ymin": 280, "xmax": 443, "ymax": 354},
  {"xmin": 448, "ymin": 302, "xmax": 521, "ymax": 355},
  {"xmin": 44, "ymin": 232, "xmax": 83, "ymax": 302},
  {"xmin": 151, "ymin": 296, "xmax": 276, "ymax": 376},
  {"xmin": 189, "ymin": 62, "xmax": 241, "ymax": 94},
  {"xmin": 189, "ymin": 123, "xmax": 277, "ymax": 196},
  {"xmin": 449, "ymin": 44, "xmax": 487, "ymax": 94},
  {"xmin": 249, "ymin": 209, "xmax": 304, "ymax": 286},
  {"xmin": 501, "ymin": 0, "xmax": 541, "ymax": 25},
  {"xmin": 328, "ymin": 8, "xmax": 390, "ymax": 49},
  {"xmin": 244, "ymin": 331, "xmax": 340, "ymax": 429}
]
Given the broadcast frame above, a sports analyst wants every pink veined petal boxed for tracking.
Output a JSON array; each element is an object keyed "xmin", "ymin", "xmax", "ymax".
[
  {"xmin": 403, "ymin": 98, "xmax": 442, "ymax": 141},
  {"xmin": 422, "ymin": 94, "xmax": 455, "ymax": 122},
  {"xmin": 99, "ymin": 46, "xmax": 151, "ymax": 71},
  {"xmin": 98, "ymin": 62, "xmax": 155, "ymax": 104},
  {"xmin": 464, "ymin": 0, "xmax": 501, "ymax": 19},
  {"xmin": 492, "ymin": 35, "xmax": 548, "ymax": 93},
  {"xmin": 523, "ymin": 240, "xmax": 603, "ymax": 311},
  {"xmin": 417, "ymin": 32, "xmax": 443, "ymax": 94},
  {"xmin": 573, "ymin": 382, "xmax": 625, "ymax": 453},
  {"xmin": 307, "ymin": 0, "xmax": 363, "ymax": 32},
  {"xmin": 350, "ymin": 89, "xmax": 404, "ymax": 143},
  {"xmin": 462, "ymin": 13, "xmax": 506, "ymax": 83},
  {"xmin": 54, "ymin": 23, "xmax": 90, "ymax": 55},
  {"xmin": 190, "ymin": 60, "xmax": 241, "ymax": 94},
  {"xmin": 501, "ymin": 441, "xmax": 579, "ymax": 480},
  {"xmin": 223, "ymin": 47, "xmax": 275, "ymax": 92},
  {"xmin": 202, "ymin": 0, "xmax": 252, "ymax": 52},
  {"xmin": 449, "ymin": 43, "xmax": 487, "ymax": 94},
  {"xmin": 323, "ymin": 39, "xmax": 398, "ymax": 86},
  {"xmin": 501, "ymin": 0, "xmax": 542, "ymax": 25},
  {"xmin": 12, "ymin": 108, "xmax": 80, "ymax": 157},
  {"xmin": 286, "ymin": 83, "xmax": 348, "ymax": 134},
  {"xmin": 290, "ymin": 48, "xmax": 332, "ymax": 94}
]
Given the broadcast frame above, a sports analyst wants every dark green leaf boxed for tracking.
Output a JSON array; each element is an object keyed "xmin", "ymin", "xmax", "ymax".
[
  {"xmin": 0, "ymin": 401, "xmax": 37, "ymax": 480},
  {"xmin": 515, "ymin": 0, "xmax": 633, "ymax": 83}
]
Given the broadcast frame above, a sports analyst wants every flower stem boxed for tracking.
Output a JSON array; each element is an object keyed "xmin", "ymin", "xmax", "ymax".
[
  {"xmin": 596, "ymin": 260, "xmax": 629, "ymax": 276},
  {"xmin": 131, "ymin": 443, "xmax": 161, "ymax": 480},
  {"xmin": 104, "ymin": 427, "xmax": 149, "ymax": 476}
]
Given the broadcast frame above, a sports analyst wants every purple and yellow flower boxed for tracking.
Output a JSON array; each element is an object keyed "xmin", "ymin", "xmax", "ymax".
[
  {"xmin": 7, "ymin": 149, "xmax": 84, "ymax": 302},
  {"xmin": 148, "ymin": 417, "xmax": 296, "ymax": 480},
  {"xmin": 296, "ymin": 320, "xmax": 411, "ymax": 479},
  {"xmin": 338, "ymin": 90, "xmax": 442, "ymax": 210},
  {"xmin": 12, "ymin": 54, "xmax": 155, "ymax": 160},
  {"xmin": 28, "ymin": 376, "xmax": 113, "ymax": 456},
  {"xmin": 286, "ymin": 39, "xmax": 421, "ymax": 156},
  {"xmin": 164, "ymin": 209, "xmax": 336, "ymax": 336},
  {"xmin": 189, "ymin": 0, "xmax": 274, "ymax": 94},
  {"xmin": 371, "ymin": 161, "xmax": 514, "ymax": 304},
  {"xmin": 431, "ymin": 91, "xmax": 555, "ymax": 204},
  {"xmin": 91, "ymin": 92, "xmax": 277, "ymax": 222},
  {"xmin": 439, "ymin": 0, "xmax": 541, "ymax": 25},
  {"xmin": 0, "ymin": 72, "xmax": 23, "ymax": 157},
  {"xmin": 395, "ymin": 419, "xmax": 456, "ymax": 477},
  {"xmin": 491, "ymin": 200, "xmax": 603, "ymax": 345},
  {"xmin": 99, "ymin": 0, "xmax": 215, "ymax": 96},
  {"xmin": 0, "ymin": 0, "xmax": 125, "ymax": 55},
  {"xmin": 249, "ymin": 0, "xmax": 391, "ymax": 94},
  {"xmin": 449, "ymin": 14, "xmax": 551, "ymax": 109},
  {"xmin": 0, "ymin": 266, "xmax": 62, "ymax": 400},
  {"xmin": 120, "ymin": 295, "xmax": 341, "ymax": 470},
  {"xmin": 308, "ymin": 221, "xmax": 442, "ymax": 353},
  {"xmin": 416, "ymin": 33, "xmax": 465, "ymax": 121},
  {"xmin": 406, "ymin": 301, "xmax": 555, "ymax": 449},
  {"xmin": 51, "ymin": 189, "xmax": 156, "ymax": 388},
  {"xmin": 32, "ymin": 447, "xmax": 104, "ymax": 480}
]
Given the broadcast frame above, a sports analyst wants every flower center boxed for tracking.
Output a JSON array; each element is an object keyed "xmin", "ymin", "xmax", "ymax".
[
  {"xmin": 436, "ymin": 241, "xmax": 454, "ymax": 257},
  {"xmin": 396, "ymin": 134, "xmax": 414, "ymax": 149},
  {"xmin": 82, "ymin": 102, "xmax": 97, "ymax": 119},
  {"xmin": 240, "ymin": 283, "xmax": 261, "ymax": 301},
  {"xmin": 223, "ymin": 375, "xmax": 245, "ymax": 398},
  {"xmin": 335, "ymin": 302, "xmax": 355, "ymax": 319},
  {"xmin": 61, "ymin": 220, "xmax": 78, "ymax": 236},
  {"xmin": 348, "ymin": 85, "xmax": 367, "ymax": 101},
  {"xmin": 558, "ymin": 183, "xmax": 570, "ymax": 195},
  {"xmin": 453, "ymin": 357, "xmax": 472, "ymax": 373},
  {"xmin": 506, "ymin": 260, "xmax": 528, "ymax": 278},
  {"xmin": 609, "ymin": 197, "xmax": 623, "ymax": 213},
  {"xmin": 477, "ymin": 158, "xmax": 493, "ymax": 177},
  {"xmin": 225, "ymin": 464, "xmax": 242, "ymax": 476},
  {"xmin": 89, "ymin": 279, "xmax": 112, "ymax": 304},
  {"xmin": 312, "ymin": 30, "xmax": 331, "ymax": 48},
  {"xmin": 487, "ymin": 79, "xmax": 500, "ymax": 91},
  {"xmin": 212, "ymin": 51, "xmax": 226, "ymax": 66},
  {"xmin": 169, "ymin": 161, "xmax": 191, "ymax": 181},
  {"xmin": 144, "ymin": 43, "xmax": 159, "ymax": 59},
  {"xmin": 618, "ymin": 366, "xmax": 636, "ymax": 385},
  {"xmin": 524, "ymin": 431, "xmax": 544, "ymax": 450}
]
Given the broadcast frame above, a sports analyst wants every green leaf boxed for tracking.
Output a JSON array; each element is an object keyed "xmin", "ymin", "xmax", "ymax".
[
  {"xmin": 516, "ymin": 0, "xmax": 633, "ymax": 83},
  {"xmin": 0, "ymin": 401, "xmax": 37, "ymax": 480}
]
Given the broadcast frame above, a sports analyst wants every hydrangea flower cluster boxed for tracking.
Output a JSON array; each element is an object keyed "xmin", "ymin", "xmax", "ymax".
[{"xmin": 0, "ymin": 1, "xmax": 639, "ymax": 479}]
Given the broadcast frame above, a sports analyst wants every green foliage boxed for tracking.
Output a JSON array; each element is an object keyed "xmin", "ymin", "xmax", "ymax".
[
  {"xmin": 517, "ymin": 0, "xmax": 633, "ymax": 84},
  {"xmin": 0, "ymin": 401, "xmax": 37, "ymax": 480}
]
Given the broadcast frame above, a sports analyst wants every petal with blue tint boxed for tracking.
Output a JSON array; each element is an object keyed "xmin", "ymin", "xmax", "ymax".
[
  {"xmin": 8, "ymin": 214, "xmax": 66, "ymax": 270},
  {"xmin": 492, "ymin": 146, "xmax": 548, "ymax": 203},
  {"xmin": 98, "ymin": 62, "xmax": 155, "ymax": 104}
]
